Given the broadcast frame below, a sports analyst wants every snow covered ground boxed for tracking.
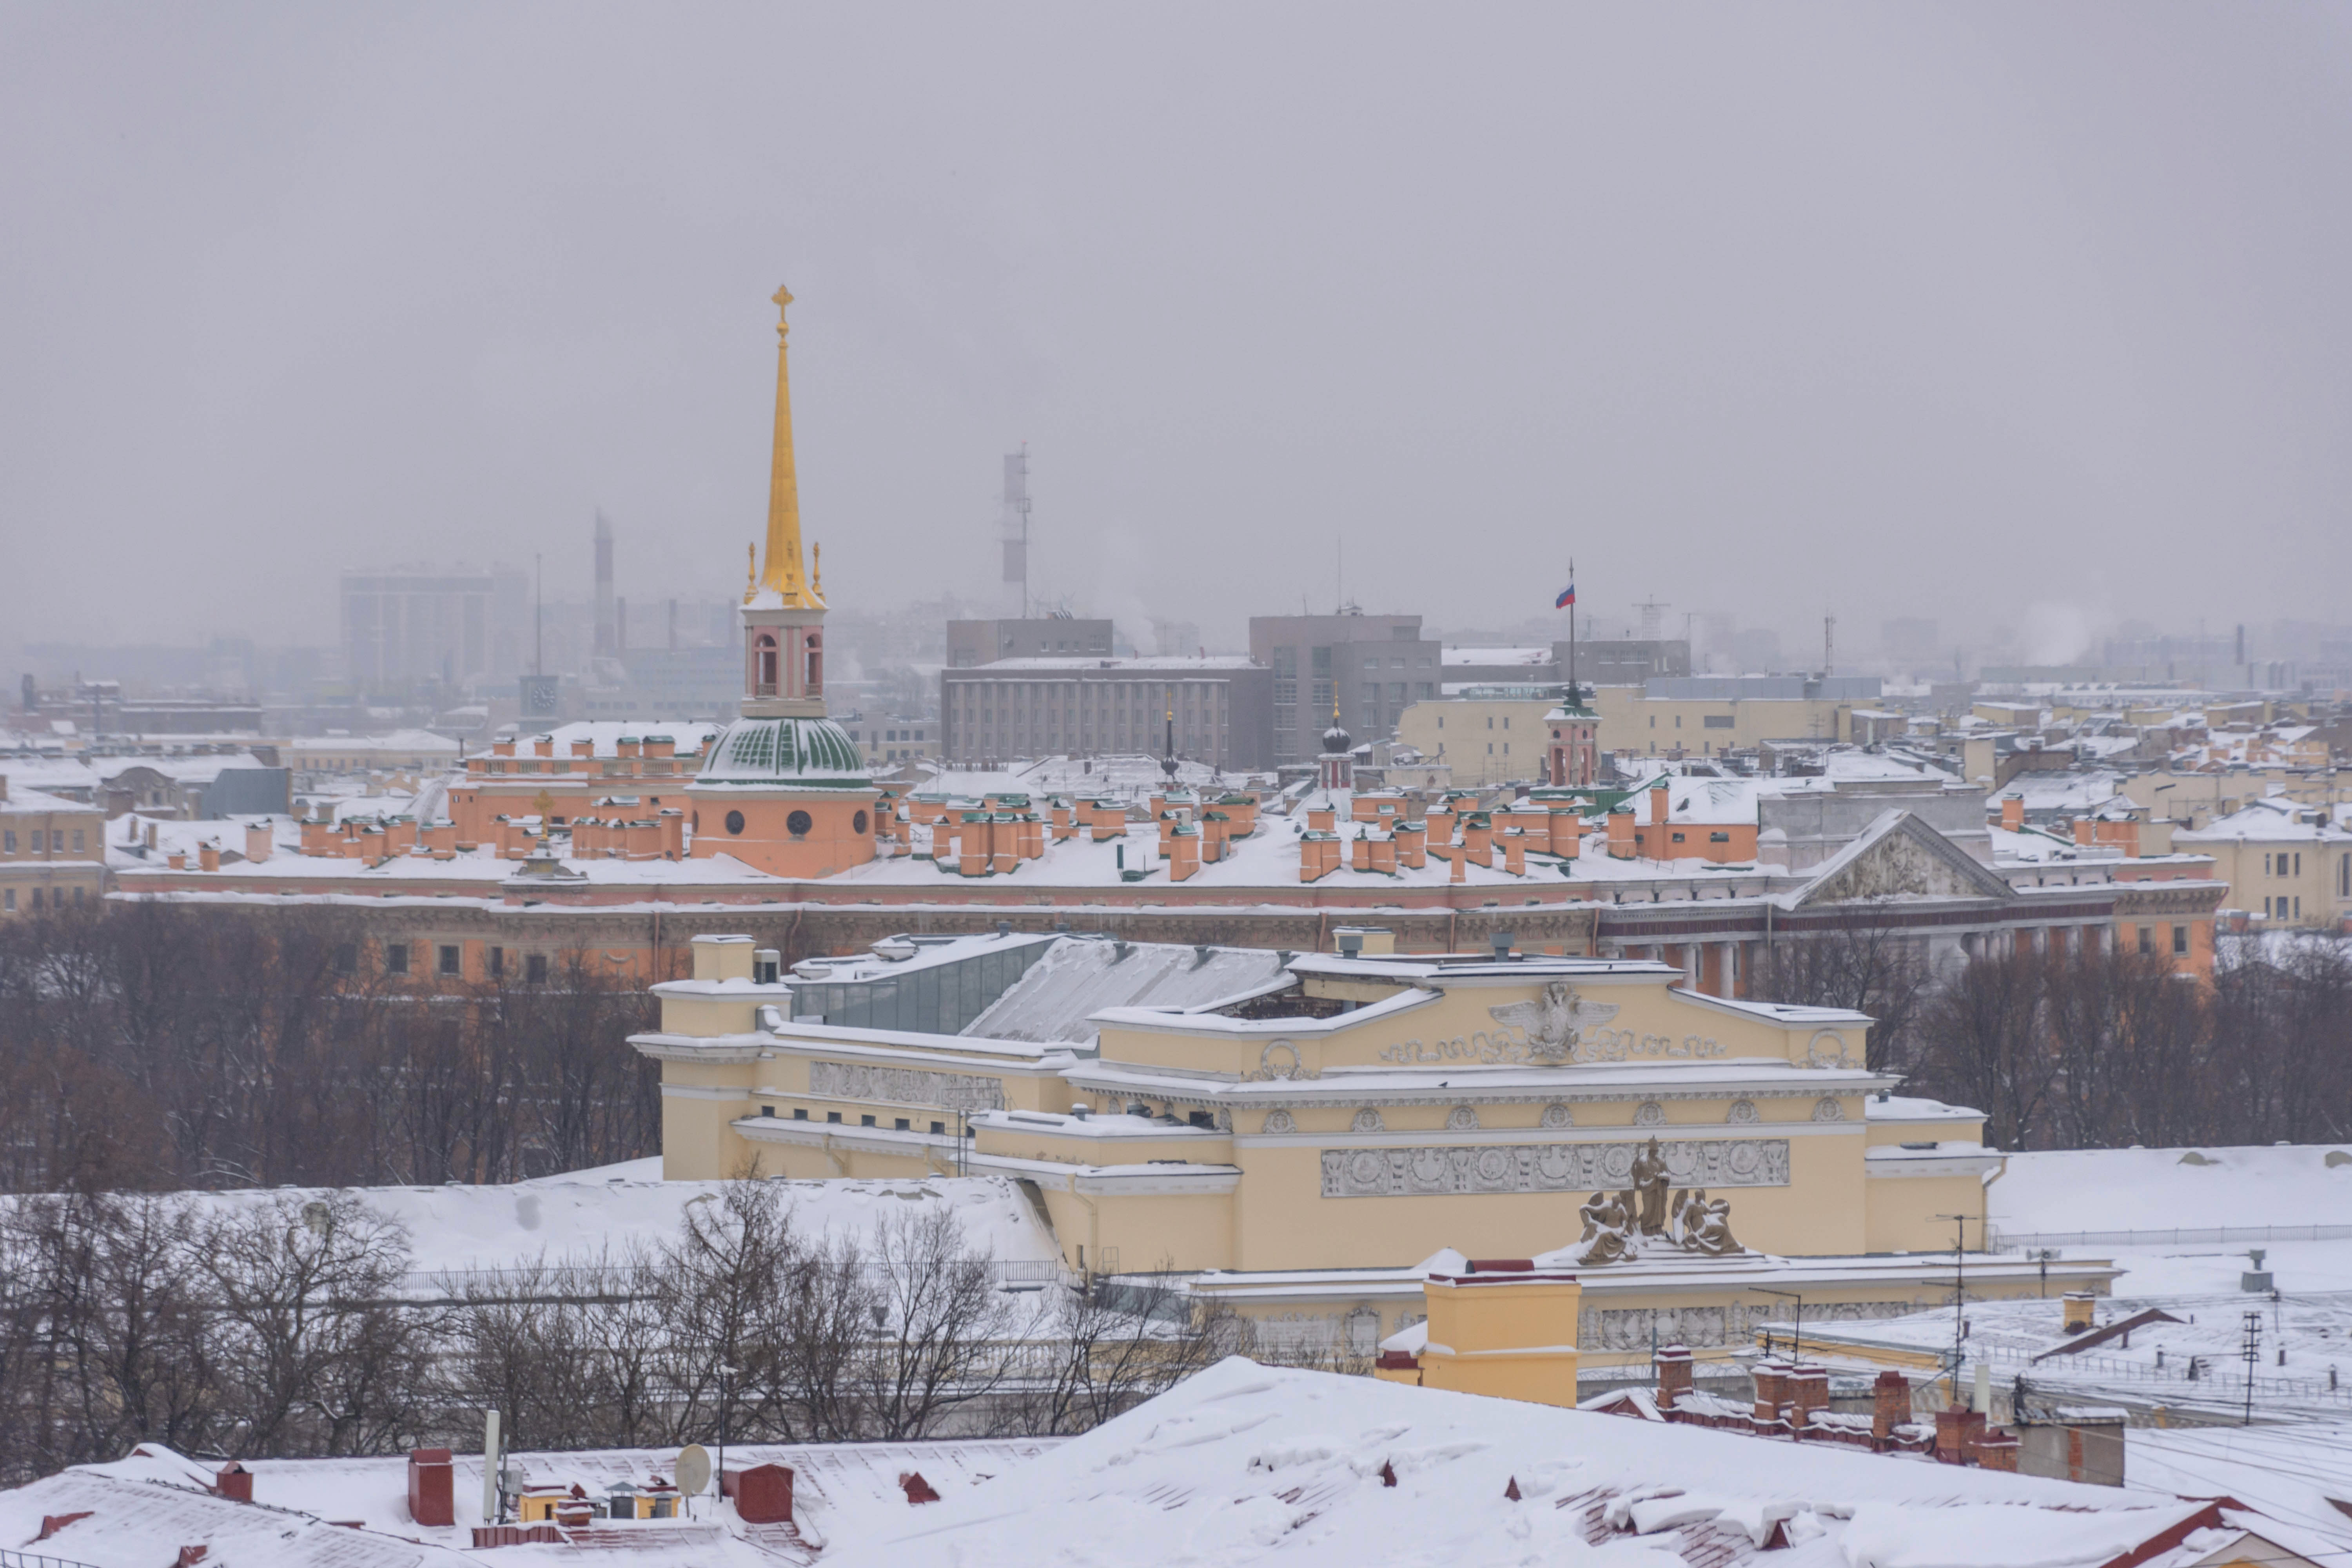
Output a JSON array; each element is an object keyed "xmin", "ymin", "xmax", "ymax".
[{"xmin": 0, "ymin": 1169, "xmax": 1063, "ymax": 1292}]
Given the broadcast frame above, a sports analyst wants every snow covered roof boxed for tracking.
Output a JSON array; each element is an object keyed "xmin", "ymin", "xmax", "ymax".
[
  {"xmin": 0, "ymin": 1435, "xmax": 1065, "ymax": 1568},
  {"xmin": 1443, "ymin": 646, "xmax": 1553, "ymax": 666},
  {"xmin": 0, "ymin": 780, "xmax": 100, "ymax": 815},
  {"xmin": 955, "ymin": 655, "xmax": 1261, "ymax": 672},
  {"xmin": 964, "ymin": 938, "xmax": 1296, "ymax": 1045},
  {"xmin": 818, "ymin": 1356, "xmax": 2316, "ymax": 1568},
  {"xmin": 517, "ymin": 719, "xmax": 728, "ymax": 755},
  {"xmin": 287, "ymin": 728, "xmax": 461, "ymax": 753},
  {"xmin": 2178, "ymin": 798, "xmax": 2352, "ymax": 844}
]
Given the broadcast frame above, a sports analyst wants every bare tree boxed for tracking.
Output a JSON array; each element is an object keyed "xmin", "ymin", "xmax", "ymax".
[
  {"xmin": 201, "ymin": 1192, "xmax": 425, "ymax": 1455},
  {"xmin": 1010, "ymin": 1268, "xmax": 1224, "ymax": 1435},
  {"xmin": 848, "ymin": 1206, "xmax": 1031, "ymax": 1440},
  {"xmin": 1748, "ymin": 901, "xmax": 1931, "ymax": 1072}
]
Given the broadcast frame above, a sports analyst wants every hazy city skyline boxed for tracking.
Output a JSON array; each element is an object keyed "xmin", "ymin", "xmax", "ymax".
[{"xmin": 7, "ymin": 5, "xmax": 2352, "ymax": 662}]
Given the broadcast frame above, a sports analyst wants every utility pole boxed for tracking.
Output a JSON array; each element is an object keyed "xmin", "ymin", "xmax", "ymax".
[
  {"xmin": 1754, "ymin": 1287, "xmax": 1804, "ymax": 1361},
  {"xmin": 1935, "ymin": 1214, "xmax": 1971, "ymax": 1398},
  {"xmin": 2241, "ymin": 1311, "xmax": 2261, "ymax": 1426}
]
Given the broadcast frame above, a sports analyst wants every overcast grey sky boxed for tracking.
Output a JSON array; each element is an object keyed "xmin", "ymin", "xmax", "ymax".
[{"xmin": 5, "ymin": 4, "xmax": 2350, "ymax": 660}]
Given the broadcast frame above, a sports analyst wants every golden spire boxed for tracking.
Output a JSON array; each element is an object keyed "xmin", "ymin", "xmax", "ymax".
[{"xmin": 759, "ymin": 285, "xmax": 824, "ymax": 607}]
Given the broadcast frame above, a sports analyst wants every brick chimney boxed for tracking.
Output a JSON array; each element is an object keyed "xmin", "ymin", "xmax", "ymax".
[
  {"xmin": 1974, "ymin": 1428, "xmax": 2019, "ymax": 1472},
  {"xmin": 1871, "ymin": 1368, "xmax": 1910, "ymax": 1444},
  {"xmin": 1654, "ymin": 1345, "xmax": 1693, "ymax": 1412},
  {"xmin": 1650, "ymin": 784, "xmax": 1670, "ymax": 832},
  {"xmin": 1786, "ymin": 1364, "xmax": 1829, "ymax": 1434},
  {"xmin": 1751, "ymin": 1359, "xmax": 1789, "ymax": 1426},
  {"xmin": 1606, "ymin": 808, "xmax": 1635, "ymax": 858},
  {"xmin": 1935, "ymin": 1406, "xmax": 1985, "ymax": 1465},
  {"xmin": 197, "ymin": 842, "xmax": 220, "ymax": 873},
  {"xmin": 2000, "ymin": 793, "xmax": 2024, "ymax": 832}
]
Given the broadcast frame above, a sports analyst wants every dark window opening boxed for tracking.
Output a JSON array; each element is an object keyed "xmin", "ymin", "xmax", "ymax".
[
  {"xmin": 860, "ymin": 1113, "xmax": 876, "ymax": 1127},
  {"xmin": 793, "ymin": 1107, "xmax": 809, "ymax": 1120},
  {"xmin": 786, "ymin": 809, "xmax": 813, "ymax": 837},
  {"xmin": 526, "ymin": 953, "xmax": 549, "ymax": 984},
  {"xmin": 760, "ymin": 1105, "xmax": 775, "ymax": 1117},
  {"xmin": 826, "ymin": 1111, "xmax": 842, "ymax": 1123},
  {"xmin": 489, "ymin": 946, "xmax": 504, "ymax": 977},
  {"xmin": 334, "ymin": 942, "xmax": 358, "ymax": 975},
  {"xmin": 894, "ymin": 1117, "xmax": 910, "ymax": 1131},
  {"xmin": 386, "ymin": 943, "xmax": 409, "ymax": 975},
  {"xmin": 438, "ymin": 944, "xmax": 461, "ymax": 976},
  {"xmin": 725, "ymin": 809, "xmax": 746, "ymax": 835}
]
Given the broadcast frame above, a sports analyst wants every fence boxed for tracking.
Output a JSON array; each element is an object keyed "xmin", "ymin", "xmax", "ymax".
[
  {"xmin": 1991, "ymin": 1223, "xmax": 2352, "ymax": 1251},
  {"xmin": 2, "ymin": 1551, "xmax": 105, "ymax": 1568}
]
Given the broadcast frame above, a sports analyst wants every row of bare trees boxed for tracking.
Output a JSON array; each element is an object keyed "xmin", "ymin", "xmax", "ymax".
[
  {"xmin": 0, "ymin": 903, "xmax": 660, "ymax": 1193},
  {"xmin": 1752, "ymin": 915, "xmax": 2352, "ymax": 1151},
  {"xmin": 0, "ymin": 1181, "xmax": 1220, "ymax": 1485}
]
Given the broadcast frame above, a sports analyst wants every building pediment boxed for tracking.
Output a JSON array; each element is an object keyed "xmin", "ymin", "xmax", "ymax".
[{"xmin": 1784, "ymin": 809, "xmax": 2013, "ymax": 907}]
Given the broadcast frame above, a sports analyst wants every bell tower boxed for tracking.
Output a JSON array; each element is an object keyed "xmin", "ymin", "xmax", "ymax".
[{"xmin": 740, "ymin": 284, "xmax": 829, "ymax": 721}]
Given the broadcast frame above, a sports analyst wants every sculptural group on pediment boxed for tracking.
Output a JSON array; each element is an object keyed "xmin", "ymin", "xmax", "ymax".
[{"xmin": 1571, "ymin": 1135, "xmax": 1747, "ymax": 1265}]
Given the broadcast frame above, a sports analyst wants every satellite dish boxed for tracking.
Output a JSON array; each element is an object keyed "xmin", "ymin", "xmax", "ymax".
[{"xmin": 675, "ymin": 1444, "xmax": 713, "ymax": 1498}]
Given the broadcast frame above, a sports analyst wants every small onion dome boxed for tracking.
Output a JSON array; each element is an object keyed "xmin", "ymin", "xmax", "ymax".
[
  {"xmin": 696, "ymin": 716, "xmax": 873, "ymax": 789},
  {"xmin": 1321, "ymin": 721, "xmax": 1353, "ymax": 755}
]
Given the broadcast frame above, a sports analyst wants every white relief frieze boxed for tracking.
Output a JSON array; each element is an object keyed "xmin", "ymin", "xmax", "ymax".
[
  {"xmin": 1318, "ymin": 1138, "xmax": 1789, "ymax": 1198},
  {"xmin": 808, "ymin": 1060, "xmax": 1005, "ymax": 1113}
]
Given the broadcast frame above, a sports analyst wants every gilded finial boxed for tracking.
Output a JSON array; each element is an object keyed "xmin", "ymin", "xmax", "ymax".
[
  {"xmin": 812, "ymin": 541, "xmax": 823, "ymax": 598},
  {"xmin": 745, "ymin": 542, "xmax": 757, "ymax": 604}
]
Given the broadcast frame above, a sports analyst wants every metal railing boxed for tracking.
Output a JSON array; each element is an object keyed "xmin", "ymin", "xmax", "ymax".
[
  {"xmin": 2, "ymin": 1550, "xmax": 105, "ymax": 1568},
  {"xmin": 1991, "ymin": 1222, "xmax": 2352, "ymax": 1250}
]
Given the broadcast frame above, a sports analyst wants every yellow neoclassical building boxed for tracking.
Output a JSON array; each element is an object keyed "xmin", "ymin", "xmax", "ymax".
[{"xmin": 634, "ymin": 931, "xmax": 2114, "ymax": 1374}]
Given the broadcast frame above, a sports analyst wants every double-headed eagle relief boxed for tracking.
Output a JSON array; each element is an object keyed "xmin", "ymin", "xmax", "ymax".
[{"xmin": 1488, "ymin": 982, "xmax": 1620, "ymax": 1063}]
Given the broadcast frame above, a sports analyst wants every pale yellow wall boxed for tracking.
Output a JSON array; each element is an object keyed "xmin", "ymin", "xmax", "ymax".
[
  {"xmin": 0, "ymin": 793, "xmax": 108, "ymax": 917},
  {"xmin": 1865, "ymin": 1172, "xmax": 1997, "ymax": 1253},
  {"xmin": 1586, "ymin": 686, "xmax": 1852, "ymax": 757},
  {"xmin": 2178, "ymin": 833, "xmax": 2352, "ymax": 925},
  {"xmin": 1394, "ymin": 699, "xmax": 1557, "ymax": 787}
]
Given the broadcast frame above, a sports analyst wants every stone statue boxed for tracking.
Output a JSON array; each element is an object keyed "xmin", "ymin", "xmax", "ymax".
[
  {"xmin": 1575, "ymin": 1190, "xmax": 1636, "ymax": 1265},
  {"xmin": 1680, "ymin": 1189, "xmax": 1742, "ymax": 1256},
  {"xmin": 1630, "ymin": 1136, "xmax": 1671, "ymax": 1235}
]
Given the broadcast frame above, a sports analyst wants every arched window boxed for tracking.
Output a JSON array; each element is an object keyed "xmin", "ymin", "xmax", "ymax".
[
  {"xmin": 755, "ymin": 634, "xmax": 778, "ymax": 695},
  {"xmin": 803, "ymin": 631, "xmax": 823, "ymax": 694}
]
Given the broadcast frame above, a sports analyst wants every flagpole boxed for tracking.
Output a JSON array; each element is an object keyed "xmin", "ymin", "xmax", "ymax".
[{"xmin": 1567, "ymin": 557, "xmax": 1577, "ymax": 704}]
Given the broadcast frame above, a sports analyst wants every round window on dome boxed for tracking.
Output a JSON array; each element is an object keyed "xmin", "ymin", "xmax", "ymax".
[
  {"xmin": 853, "ymin": 809, "xmax": 870, "ymax": 835},
  {"xmin": 787, "ymin": 809, "xmax": 814, "ymax": 838},
  {"xmin": 724, "ymin": 810, "xmax": 745, "ymax": 836}
]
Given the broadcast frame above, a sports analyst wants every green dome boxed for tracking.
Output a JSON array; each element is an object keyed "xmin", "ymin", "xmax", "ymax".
[{"xmin": 697, "ymin": 716, "xmax": 873, "ymax": 789}]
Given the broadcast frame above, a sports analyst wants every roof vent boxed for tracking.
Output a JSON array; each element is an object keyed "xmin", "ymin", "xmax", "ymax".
[{"xmin": 752, "ymin": 949, "xmax": 781, "ymax": 985}]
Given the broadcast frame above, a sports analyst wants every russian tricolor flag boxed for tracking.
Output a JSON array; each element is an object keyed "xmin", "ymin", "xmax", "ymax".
[{"xmin": 1555, "ymin": 582, "xmax": 1576, "ymax": 609}]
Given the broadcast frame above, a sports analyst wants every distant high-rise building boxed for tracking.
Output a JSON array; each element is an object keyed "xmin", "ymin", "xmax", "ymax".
[
  {"xmin": 947, "ymin": 617, "xmax": 1113, "ymax": 667},
  {"xmin": 340, "ymin": 563, "xmax": 529, "ymax": 693},
  {"xmin": 1248, "ymin": 612, "xmax": 1441, "ymax": 766},
  {"xmin": 998, "ymin": 448, "xmax": 1031, "ymax": 617}
]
